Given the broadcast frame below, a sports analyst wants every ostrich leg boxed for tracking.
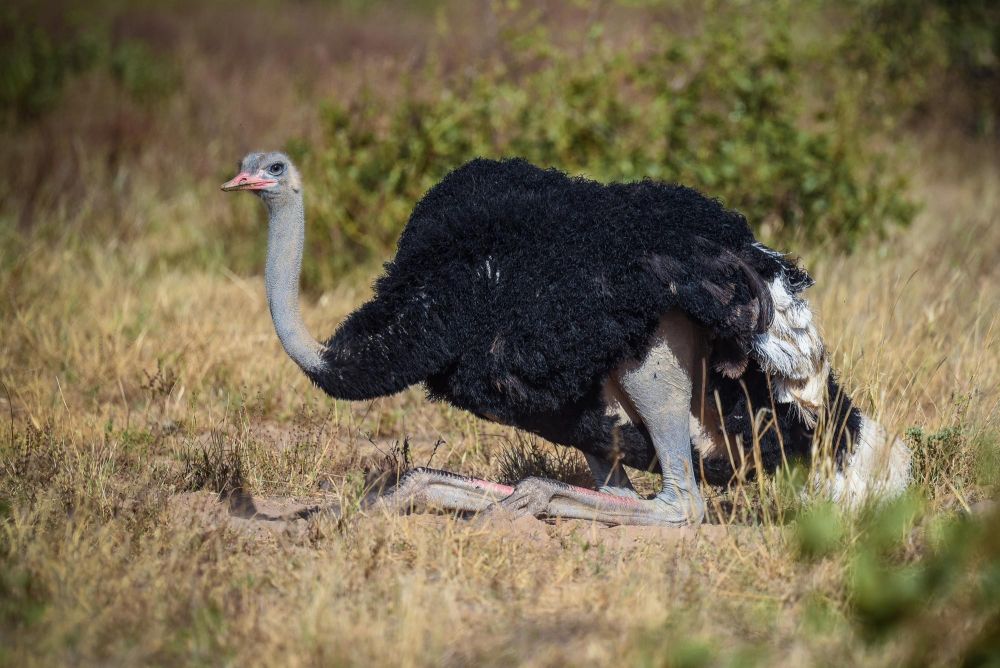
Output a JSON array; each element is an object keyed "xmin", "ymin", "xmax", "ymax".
[
  {"xmin": 370, "ymin": 466, "xmax": 641, "ymax": 520},
  {"xmin": 487, "ymin": 313, "xmax": 706, "ymax": 526},
  {"xmin": 370, "ymin": 461, "xmax": 640, "ymax": 520},
  {"xmin": 584, "ymin": 453, "xmax": 640, "ymax": 499},
  {"xmin": 376, "ymin": 468, "xmax": 514, "ymax": 514}
]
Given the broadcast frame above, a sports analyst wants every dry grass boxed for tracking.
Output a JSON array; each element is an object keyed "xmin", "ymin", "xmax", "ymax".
[
  {"xmin": 1, "ymin": 2, "xmax": 999, "ymax": 666},
  {"xmin": 0, "ymin": 138, "xmax": 995, "ymax": 666}
]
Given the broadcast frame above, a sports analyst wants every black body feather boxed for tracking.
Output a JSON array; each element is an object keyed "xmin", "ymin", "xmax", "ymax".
[{"xmin": 307, "ymin": 158, "xmax": 858, "ymax": 483}]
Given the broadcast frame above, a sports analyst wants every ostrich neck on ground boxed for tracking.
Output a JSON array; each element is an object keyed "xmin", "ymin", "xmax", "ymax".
[{"xmin": 264, "ymin": 193, "xmax": 325, "ymax": 373}]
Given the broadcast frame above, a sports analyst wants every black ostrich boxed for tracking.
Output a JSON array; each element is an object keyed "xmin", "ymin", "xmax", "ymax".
[{"xmin": 222, "ymin": 153, "xmax": 910, "ymax": 526}]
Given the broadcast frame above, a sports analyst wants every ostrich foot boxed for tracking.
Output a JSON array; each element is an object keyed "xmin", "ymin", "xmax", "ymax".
[
  {"xmin": 376, "ymin": 467, "xmax": 514, "ymax": 515},
  {"xmin": 490, "ymin": 477, "xmax": 705, "ymax": 527}
]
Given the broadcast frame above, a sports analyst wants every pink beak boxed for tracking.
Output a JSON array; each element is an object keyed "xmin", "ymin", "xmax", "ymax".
[{"xmin": 220, "ymin": 172, "xmax": 277, "ymax": 192}]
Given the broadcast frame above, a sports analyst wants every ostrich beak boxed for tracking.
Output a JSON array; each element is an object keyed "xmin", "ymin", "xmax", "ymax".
[{"xmin": 221, "ymin": 172, "xmax": 277, "ymax": 191}]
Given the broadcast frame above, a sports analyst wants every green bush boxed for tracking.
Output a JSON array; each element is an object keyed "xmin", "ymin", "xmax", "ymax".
[
  {"xmin": 109, "ymin": 40, "xmax": 180, "ymax": 104},
  {"xmin": 0, "ymin": 6, "xmax": 179, "ymax": 125},
  {"xmin": 843, "ymin": 0, "xmax": 1000, "ymax": 135},
  {"xmin": 296, "ymin": 5, "xmax": 915, "ymax": 289},
  {"xmin": 0, "ymin": 7, "xmax": 98, "ymax": 123},
  {"xmin": 907, "ymin": 424, "xmax": 968, "ymax": 489},
  {"xmin": 846, "ymin": 499, "xmax": 1000, "ymax": 664},
  {"xmin": 795, "ymin": 502, "xmax": 845, "ymax": 561}
]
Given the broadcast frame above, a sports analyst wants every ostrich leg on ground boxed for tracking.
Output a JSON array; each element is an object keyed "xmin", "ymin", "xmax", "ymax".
[
  {"xmin": 378, "ymin": 468, "xmax": 514, "ymax": 514},
  {"xmin": 375, "ymin": 458, "xmax": 638, "ymax": 519},
  {"xmin": 379, "ymin": 315, "xmax": 706, "ymax": 527},
  {"xmin": 488, "ymin": 313, "xmax": 705, "ymax": 525}
]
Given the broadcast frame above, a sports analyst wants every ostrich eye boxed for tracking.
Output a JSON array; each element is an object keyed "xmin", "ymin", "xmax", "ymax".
[{"xmin": 268, "ymin": 162, "xmax": 285, "ymax": 176}]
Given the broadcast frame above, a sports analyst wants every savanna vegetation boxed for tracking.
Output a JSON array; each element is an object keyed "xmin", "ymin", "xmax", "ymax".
[{"xmin": 1, "ymin": 1, "xmax": 998, "ymax": 665}]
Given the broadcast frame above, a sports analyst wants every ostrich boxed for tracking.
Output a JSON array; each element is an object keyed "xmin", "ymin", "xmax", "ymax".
[{"xmin": 221, "ymin": 152, "xmax": 911, "ymax": 526}]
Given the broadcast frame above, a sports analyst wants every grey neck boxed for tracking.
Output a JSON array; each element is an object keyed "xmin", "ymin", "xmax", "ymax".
[{"xmin": 263, "ymin": 192, "xmax": 326, "ymax": 373}]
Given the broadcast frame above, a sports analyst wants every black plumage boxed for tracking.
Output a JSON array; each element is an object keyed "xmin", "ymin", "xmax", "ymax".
[{"xmin": 307, "ymin": 157, "xmax": 859, "ymax": 484}]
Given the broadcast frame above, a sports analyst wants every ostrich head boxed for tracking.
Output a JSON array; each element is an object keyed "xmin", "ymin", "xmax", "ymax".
[
  {"xmin": 221, "ymin": 150, "xmax": 323, "ymax": 373},
  {"xmin": 221, "ymin": 151, "xmax": 302, "ymax": 206}
]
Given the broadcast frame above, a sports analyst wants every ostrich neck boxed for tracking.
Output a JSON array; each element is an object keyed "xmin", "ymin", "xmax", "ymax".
[{"xmin": 264, "ymin": 194, "xmax": 326, "ymax": 373}]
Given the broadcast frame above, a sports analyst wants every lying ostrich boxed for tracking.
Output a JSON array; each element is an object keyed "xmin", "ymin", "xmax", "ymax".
[{"xmin": 222, "ymin": 152, "xmax": 911, "ymax": 526}]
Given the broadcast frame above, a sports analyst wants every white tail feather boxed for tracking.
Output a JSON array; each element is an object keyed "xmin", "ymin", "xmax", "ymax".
[
  {"xmin": 815, "ymin": 415, "xmax": 912, "ymax": 508},
  {"xmin": 742, "ymin": 262, "xmax": 910, "ymax": 504},
  {"xmin": 751, "ymin": 277, "xmax": 828, "ymax": 426}
]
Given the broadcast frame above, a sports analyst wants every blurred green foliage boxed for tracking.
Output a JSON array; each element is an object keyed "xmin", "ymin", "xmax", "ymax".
[
  {"xmin": 6, "ymin": 0, "xmax": 997, "ymax": 288},
  {"xmin": 844, "ymin": 0, "xmax": 1000, "ymax": 134},
  {"xmin": 849, "ymin": 495, "xmax": 925, "ymax": 623},
  {"xmin": 109, "ymin": 40, "xmax": 180, "ymax": 104},
  {"xmin": 298, "ymin": 6, "xmax": 918, "ymax": 288},
  {"xmin": 795, "ymin": 502, "xmax": 845, "ymax": 561},
  {"xmin": 849, "ymin": 499, "xmax": 1000, "ymax": 663},
  {"xmin": 0, "ymin": 7, "xmax": 98, "ymax": 123},
  {"xmin": 789, "ymin": 493, "xmax": 1000, "ymax": 663},
  {"xmin": 0, "ymin": 6, "xmax": 178, "ymax": 125}
]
